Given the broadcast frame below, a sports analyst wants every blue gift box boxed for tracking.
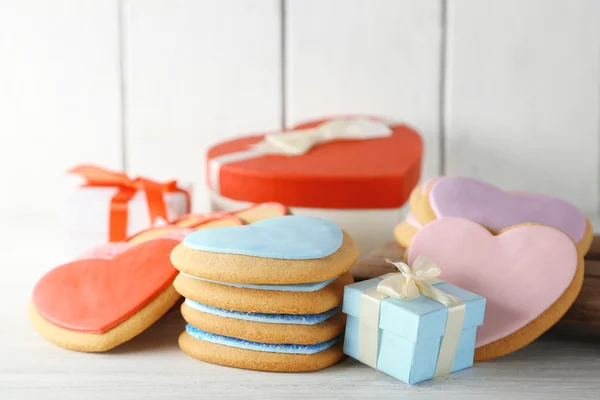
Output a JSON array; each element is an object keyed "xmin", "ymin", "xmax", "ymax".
[{"xmin": 343, "ymin": 277, "xmax": 486, "ymax": 384}]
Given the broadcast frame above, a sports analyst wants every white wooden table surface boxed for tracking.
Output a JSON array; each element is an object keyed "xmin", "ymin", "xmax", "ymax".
[{"xmin": 2, "ymin": 219, "xmax": 600, "ymax": 399}]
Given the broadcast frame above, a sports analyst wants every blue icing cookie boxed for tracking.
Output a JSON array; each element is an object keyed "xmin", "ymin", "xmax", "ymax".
[
  {"xmin": 186, "ymin": 324, "xmax": 342, "ymax": 354},
  {"xmin": 180, "ymin": 272, "xmax": 337, "ymax": 292},
  {"xmin": 185, "ymin": 299, "xmax": 341, "ymax": 325},
  {"xmin": 183, "ymin": 215, "xmax": 343, "ymax": 260}
]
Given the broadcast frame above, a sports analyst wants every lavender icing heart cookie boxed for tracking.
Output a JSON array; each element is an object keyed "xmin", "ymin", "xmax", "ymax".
[{"xmin": 409, "ymin": 176, "xmax": 592, "ymax": 255}]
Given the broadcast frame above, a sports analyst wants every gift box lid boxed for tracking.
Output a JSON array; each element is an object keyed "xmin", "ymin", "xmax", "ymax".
[
  {"xmin": 206, "ymin": 117, "xmax": 422, "ymax": 209},
  {"xmin": 343, "ymin": 277, "xmax": 486, "ymax": 343}
]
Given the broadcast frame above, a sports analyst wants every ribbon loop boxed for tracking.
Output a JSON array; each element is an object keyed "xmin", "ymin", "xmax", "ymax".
[
  {"xmin": 69, "ymin": 165, "xmax": 190, "ymax": 242},
  {"xmin": 376, "ymin": 257, "xmax": 442, "ymax": 300},
  {"xmin": 260, "ymin": 118, "xmax": 393, "ymax": 156}
]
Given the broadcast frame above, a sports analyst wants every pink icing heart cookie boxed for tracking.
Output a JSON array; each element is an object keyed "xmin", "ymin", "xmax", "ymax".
[
  {"xmin": 409, "ymin": 176, "xmax": 592, "ymax": 255},
  {"xmin": 406, "ymin": 217, "xmax": 584, "ymax": 361}
]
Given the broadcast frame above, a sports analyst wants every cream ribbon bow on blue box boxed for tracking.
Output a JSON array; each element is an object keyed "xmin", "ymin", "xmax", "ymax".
[
  {"xmin": 358, "ymin": 256, "xmax": 466, "ymax": 378},
  {"xmin": 208, "ymin": 118, "xmax": 393, "ymax": 193}
]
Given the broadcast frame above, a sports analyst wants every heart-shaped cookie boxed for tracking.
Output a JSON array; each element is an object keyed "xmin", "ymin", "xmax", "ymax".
[
  {"xmin": 174, "ymin": 212, "xmax": 233, "ymax": 228},
  {"xmin": 174, "ymin": 203, "xmax": 288, "ymax": 228},
  {"xmin": 410, "ymin": 176, "xmax": 592, "ymax": 255},
  {"xmin": 33, "ymin": 238, "xmax": 180, "ymax": 333},
  {"xmin": 232, "ymin": 202, "xmax": 290, "ymax": 224},
  {"xmin": 171, "ymin": 216, "xmax": 359, "ymax": 285},
  {"xmin": 183, "ymin": 215, "xmax": 343, "ymax": 260},
  {"xmin": 128, "ymin": 216, "xmax": 242, "ymax": 245},
  {"xmin": 406, "ymin": 217, "xmax": 584, "ymax": 360}
]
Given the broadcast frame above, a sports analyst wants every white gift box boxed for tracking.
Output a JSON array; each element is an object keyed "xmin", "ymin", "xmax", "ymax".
[{"xmin": 63, "ymin": 184, "xmax": 191, "ymax": 259}]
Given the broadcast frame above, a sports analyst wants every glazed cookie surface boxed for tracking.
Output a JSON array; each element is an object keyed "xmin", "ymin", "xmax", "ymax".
[
  {"xmin": 29, "ymin": 286, "xmax": 180, "ymax": 352},
  {"xmin": 406, "ymin": 217, "xmax": 583, "ymax": 361},
  {"xmin": 33, "ymin": 238, "xmax": 180, "ymax": 333},
  {"xmin": 170, "ymin": 216, "xmax": 359, "ymax": 284},
  {"xmin": 178, "ymin": 330, "xmax": 344, "ymax": 372},
  {"xmin": 30, "ymin": 238, "xmax": 182, "ymax": 352},
  {"xmin": 181, "ymin": 301, "xmax": 345, "ymax": 344},
  {"xmin": 173, "ymin": 271, "xmax": 353, "ymax": 314}
]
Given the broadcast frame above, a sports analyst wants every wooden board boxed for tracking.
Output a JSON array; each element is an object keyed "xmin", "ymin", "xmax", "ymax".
[
  {"xmin": 0, "ymin": 0, "xmax": 123, "ymax": 219},
  {"xmin": 352, "ymin": 241, "xmax": 599, "ymax": 326},
  {"xmin": 123, "ymin": 0, "xmax": 283, "ymax": 211},
  {"xmin": 285, "ymin": 0, "xmax": 443, "ymax": 179},
  {"xmin": 351, "ymin": 241, "xmax": 406, "ymax": 281},
  {"xmin": 584, "ymin": 236, "xmax": 600, "ymax": 260},
  {"xmin": 562, "ymin": 260, "xmax": 600, "ymax": 325},
  {"xmin": 444, "ymin": 0, "xmax": 600, "ymax": 213}
]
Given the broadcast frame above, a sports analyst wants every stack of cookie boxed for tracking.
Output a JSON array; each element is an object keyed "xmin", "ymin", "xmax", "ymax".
[{"xmin": 170, "ymin": 215, "xmax": 359, "ymax": 372}]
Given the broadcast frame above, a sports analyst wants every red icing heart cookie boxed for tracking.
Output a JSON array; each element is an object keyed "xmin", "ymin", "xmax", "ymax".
[
  {"xmin": 33, "ymin": 238, "xmax": 179, "ymax": 333},
  {"xmin": 406, "ymin": 217, "xmax": 584, "ymax": 361}
]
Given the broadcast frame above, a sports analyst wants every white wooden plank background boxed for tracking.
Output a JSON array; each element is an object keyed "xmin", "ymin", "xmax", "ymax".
[
  {"xmin": 123, "ymin": 0, "xmax": 282, "ymax": 212},
  {"xmin": 285, "ymin": 0, "xmax": 443, "ymax": 180},
  {"xmin": 0, "ymin": 0, "xmax": 123, "ymax": 220},
  {"xmin": 0, "ymin": 0, "xmax": 598, "ymax": 218},
  {"xmin": 2, "ymin": 2, "xmax": 600, "ymax": 397},
  {"xmin": 445, "ymin": 0, "xmax": 600, "ymax": 214}
]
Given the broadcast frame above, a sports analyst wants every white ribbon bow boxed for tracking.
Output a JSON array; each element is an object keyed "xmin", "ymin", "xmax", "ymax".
[
  {"xmin": 253, "ymin": 118, "xmax": 393, "ymax": 156},
  {"xmin": 377, "ymin": 256, "xmax": 442, "ymax": 300},
  {"xmin": 208, "ymin": 118, "xmax": 393, "ymax": 193}
]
